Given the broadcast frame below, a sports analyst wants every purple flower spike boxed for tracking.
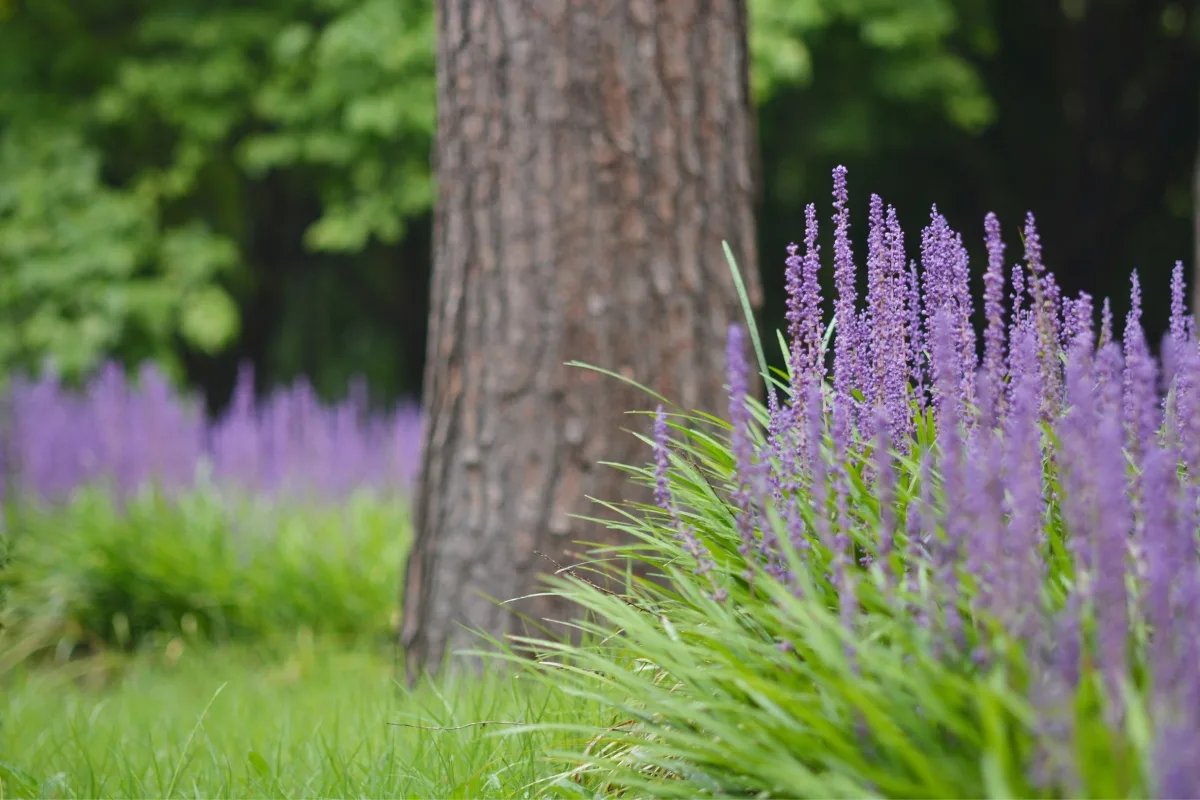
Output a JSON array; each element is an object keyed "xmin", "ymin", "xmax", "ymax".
[
  {"xmin": 930, "ymin": 308, "xmax": 964, "ymax": 438},
  {"xmin": 654, "ymin": 404, "xmax": 719, "ymax": 585},
  {"xmin": 1175, "ymin": 345, "xmax": 1200, "ymax": 475},
  {"xmin": 831, "ymin": 166, "xmax": 859, "ymax": 408},
  {"xmin": 830, "ymin": 399, "xmax": 857, "ymax": 633},
  {"xmin": 1123, "ymin": 271, "xmax": 1161, "ymax": 461},
  {"xmin": 982, "ymin": 213, "xmax": 1007, "ymax": 394},
  {"xmin": 881, "ymin": 206, "xmax": 912, "ymax": 446},
  {"xmin": 1024, "ymin": 212, "xmax": 1045, "ymax": 278},
  {"xmin": 1093, "ymin": 411, "xmax": 1132, "ymax": 719},
  {"xmin": 804, "ymin": 381, "xmax": 833, "ymax": 555},
  {"xmin": 865, "ymin": 194, "xmax": 889, "ymax": 414},
  {"xmin": 801, "ymin": 205, "xmax": 825, "ymax": 380},
  {"xmin": 1171, "ymin": 261, "xmax": 1188, "ymax": 346},
  {"xmin": 1099, "ymin": 298, "xmax": 1114, "ymax": 349},
  {"xmin": 1011, "ymin": 263, "xmax": 1028, "ymax": 347},
  {"xmin": 873, "ymin": 408, "xmax": 898, "ymax": 588},
  {"xmin": 1000, "ymin": 337, "xmax": 1046, "ymax": 645},
  {"xmin": 726, "ymin": 324, "xmax": 761, "ymax": 561},
  {"xmin": 786, "ymin": 205, "xmax": 825, "ymax": 398},
  {"xmin": 907, "ymin": 259, "xmax": 927, "ymax": 411},
  {"xmin": 1063, "ymin": 292, "xmax": 1094, "ymax": 352}
]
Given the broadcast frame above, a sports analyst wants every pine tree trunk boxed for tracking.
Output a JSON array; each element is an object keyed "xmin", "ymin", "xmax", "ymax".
[{"xmin": 401, "ymin": 0, "xmax": 761, "ymax": 681}]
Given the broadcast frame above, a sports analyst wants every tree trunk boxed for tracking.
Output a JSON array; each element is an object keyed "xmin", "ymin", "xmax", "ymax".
[{"xmin": 402, "ymin": 0, "xmax": 761, "ymax": 681}]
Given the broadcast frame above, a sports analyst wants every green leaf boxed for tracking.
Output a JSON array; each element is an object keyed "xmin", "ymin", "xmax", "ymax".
[
  {"xmin": 180, "ymin": 287, "xmax": 239, "ymax": 353},
  {"xmin": 246, "ymin": 750, "xmax": 271, "ymax": 778}
]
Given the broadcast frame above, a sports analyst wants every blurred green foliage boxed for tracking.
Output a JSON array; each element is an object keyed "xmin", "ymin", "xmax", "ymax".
[
  {"xmin": 0, "ymin": 0, "xmax": 987, "ymax": 399},
  {"xmin": 0, "ymin": 487, "xmax": 408, "ymax": 664},
  {"xmin": 750, "ymin": 0, "xmax": 994, "ymax": 131}
]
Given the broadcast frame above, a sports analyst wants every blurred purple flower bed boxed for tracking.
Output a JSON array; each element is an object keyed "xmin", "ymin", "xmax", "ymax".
[{"xmin": 1, "ymin": 363, "xmax": 422, "ymax": 504}]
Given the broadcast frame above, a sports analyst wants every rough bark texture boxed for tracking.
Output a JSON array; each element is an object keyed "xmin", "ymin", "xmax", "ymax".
[{"xmin": 402, "ymin": 0, "xmax": 760, "ymax": 681}]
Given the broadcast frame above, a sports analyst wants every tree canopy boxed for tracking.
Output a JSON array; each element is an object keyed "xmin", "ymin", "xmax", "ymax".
[{"xmin": 0, "ymin": 0, "xmax": 1194, "ymax": 408}]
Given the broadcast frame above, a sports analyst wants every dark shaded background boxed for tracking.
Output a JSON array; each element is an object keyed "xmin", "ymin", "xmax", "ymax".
[{"xmin": 1, "ymin": 0, "xmax": 1196, "ymax": 411}]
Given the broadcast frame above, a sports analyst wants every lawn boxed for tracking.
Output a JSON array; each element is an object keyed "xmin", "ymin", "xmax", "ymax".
[{"xmin": 0, "ymin": 637, "xmax": 604, "ymax": 798}]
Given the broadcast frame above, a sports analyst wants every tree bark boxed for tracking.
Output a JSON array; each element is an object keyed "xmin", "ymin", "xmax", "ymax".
[{"xmin": 402, "ymin": 0, "xmax": 760, "ymax": 681}]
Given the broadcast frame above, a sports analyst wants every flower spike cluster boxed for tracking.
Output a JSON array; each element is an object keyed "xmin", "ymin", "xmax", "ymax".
[{"xmin": 647, "ymin": 167, "xmax": 1200, "ymax": 796}]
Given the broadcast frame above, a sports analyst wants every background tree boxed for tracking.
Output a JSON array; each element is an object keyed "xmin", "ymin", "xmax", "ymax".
[
  {"xmin": 0, "ymin": 0, "xmax": 1002, "ymax": 406},
  {"xmin": 399, "ymin": 0, "xmax": 762, "ymax": 679}
]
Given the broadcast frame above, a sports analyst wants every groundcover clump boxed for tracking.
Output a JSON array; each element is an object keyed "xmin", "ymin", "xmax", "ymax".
[{"xmin": 505, "ymin": 168, "xmax": 1200, "ymax": 799}]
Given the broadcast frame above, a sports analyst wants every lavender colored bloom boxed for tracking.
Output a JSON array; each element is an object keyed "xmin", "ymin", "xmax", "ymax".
[
  {"xmin": 873, "ymin": 408, "xmax": 898, "ymax": 588},
  {"xmin": 1175, "ymin": 344, "xmax": 1200, "ymax": 475},
  {"xmin": 1024, "ymin": 211, "xmax": 1045, "ymax": 279},
  {"xmin": 921, "ymin": 210, "xmax": 955, "ymax": 317},
  {"xmin": 830, "ymin": 400, "xmax": 858, "ymax": 632},
  {"xmin": 1151, "ymin": 485, "xmax": 1200, "ymax": 798},
  {"xmin": 930, "ymin": 308, "xmax": 967, "ymax": 644},
  {"xmin": 865, "ymin": 194, "xmax": 889, "ymax": 411},
  {"xmin": 3, "ymin": 360, "xmax": 421, "ymax": 505},
  {"xmin": 999, "ymin": 336, "xmax": 1046, "ymax": 645},
  {"xmin": 653, "ymin": 404, "xmax": 718, "ymax": 581},
  {"xmin": 1060, "ymin": 322, "xmax": 1130, "ymax": 717},
  {"xmin": 962, "ymin": 423, "xmax": 1004, "ymax": 614},
  {"xmin": 907, "ymin": 259, "xmax": 927, "ymax": 411},
  {"xmin": 922, "ymin": 210, "xmax": 976, "ymax": 409},
  {"xmin": 1100, "ymin": 297, "xmax": 1114, "ymax": 349},
  {"xmin": 929, "ymin": 308, "xmax": 963, "ymax": 438},
  {"xmin": 1171, "ymin": 260, "xmax": 1188, "ymax": 346},
  {"xmin": 1141, "ymin": 445, "xmax": 1179, "ymax": 673},
  {"xmin": 1030, "ymin": 593, "xmax": 1084, "ymax": 794},
  {"xmin": 981, "ymin": 213, "xmax": 1007, "ymax": 391},
  {"xmin": 785, "ymin": 205, "xmax": 827, "ymax": 397},
  {"xmin": 1059, "ymin": 341, "xmax": 1098, "ymax": 568},
  {"xmin": 1164, "ymin": 261, "xmax": 1190, "ymax": 394},
  {"xmin": 1095, "ymin": 342, "xmax": 1125, "ymax": 421},
  {"xmin": 904, "ymin": 450, "xmax": 935, "ymax": 629},
  {"xmin": 831, "ymin": 166, "xmax": 859, "ymax": 408},
  {"xmin": 801, "ymin": 205, "xmax": 825, "ymax": 380},
  {"xmin": 1010, "ymin": 263, "xmax": 1028, "ymax": 349},
  {"xmin": 881, "ymin": 206, "xmax": 912, "ymax": 446},
  {"xmin": 1039, "ymin": 272, "xmax": 1064, "ymax": 413},
  {"xmin": 1092, "ymin": 411, "xmax": 1132, "ymax": 714},
  {"xmin": 1020, "ymin": 214, "xmax": 1065, "ymax": 416},
  {"xmin": 726, "ymin": 324, "xmax": 761, "ymax": 561},
  {"xmin": 1062, "ymin": 292, "xmax": 1094, "ymax": 352},
  {"xmin": 1123, "ymin": 271, "xmax": 1161, "ymax": 460},
  {"xmin": 804, "ymin": 382, "xmax": 833, "ymax": 556}
]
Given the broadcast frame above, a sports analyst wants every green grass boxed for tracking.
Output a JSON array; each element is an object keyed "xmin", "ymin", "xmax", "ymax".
[
  {"xmin": 0, "ymin": 485, "xmax": 614, "ymax": 798},
  {"xmin": 0, "ymin": 637, "xmax": 609, "ymax": 798}
]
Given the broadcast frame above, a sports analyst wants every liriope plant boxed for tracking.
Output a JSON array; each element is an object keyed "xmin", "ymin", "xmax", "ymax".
[{"xmin": 484, "ymin": 168, "xmax": 1200, "ymax": 799}]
